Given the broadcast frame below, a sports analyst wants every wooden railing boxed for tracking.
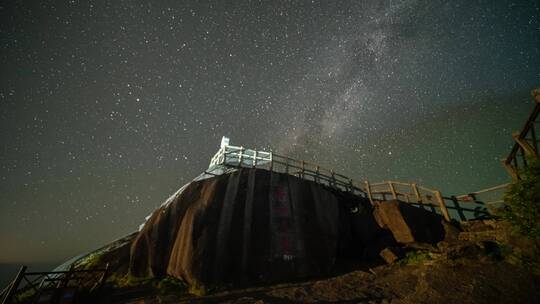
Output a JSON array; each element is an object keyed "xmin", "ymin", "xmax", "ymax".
[
  {"xmin": 208, "ymin": 136, "xmax": 513, "ymax": 222},
  {"xmin": 0, "ymin": 264, "xmax": 109, "ymax": 304},
  {"xmin": 503, "ymin": 88, "xmax": 540, "ymax": 180},
  {"xmin": 363, "ymin": 180, "xmax": 508, "ymax": 221},
  {"xmin": 364, "ymin": 180, "xmax": 451, "ymax": 220},
  {"xmin": 209, "ymin": 145, "xmax": 367, "ymax": 197}
]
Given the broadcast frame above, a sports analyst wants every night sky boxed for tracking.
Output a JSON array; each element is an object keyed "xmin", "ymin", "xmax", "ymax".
[{"xmin": 1, "ymin": 1, "xmax": 539, "ymax": 264}]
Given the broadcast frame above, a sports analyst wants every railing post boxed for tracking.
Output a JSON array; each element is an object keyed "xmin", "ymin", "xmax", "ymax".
[
  {"xmin": 301, "ymin": 160, "xmax": 305, "ymax": 179},
  {"xmin": 388, "ymin": 181, "xmax": 398, "ymax": 200},
  {"xmin": 238, "ymin": 147, "xmax": 244, "ymax": 167},
  {"xmin": 285, "ymin": 158, "xmax": 289, "ymax": 174},
  {"xmin": 530, "ymin": 123, "xmax": 539, "ymax": 152},
  {"xmin": 512, "ymin": 132, "xmax": 537, "ymax": 157},
  {"xmin": 348, "ymin": 179, "xmax": 353, "ymax": 193},
  {"xmin": 411, "ymin": 183, "xmax": 424, "ymax": 208},
  {"xmin": 331, "ymin": 170, "xmax": 336, "ymax": 188},
  {"xmin": 253, "ymin": 151, "xmax": 257, "ymax": 167},
  {"xmin": 2, "ymin": 265, "xmax": 27, "ymax": 304},
  {"xmin": 435, "ymin": 190, "xmax": 451, "ymax": 221},
  {"xmin": 315, "ymin": 165, "xmax": 320, "ymax": 183},
  {"xmin": 60, "ymin": 264, "xmax": 74, "ymax": 288},
  {"xmin": 502, "ymin": 159, "xmax": 519, "ymax": 181},
  {"xmin": 365, "ymin": 181, "xmax": 373, "ymax": 205},
  {"xmin": 451, "ymin": 196, "xmax": 467, "ymax": 221}
]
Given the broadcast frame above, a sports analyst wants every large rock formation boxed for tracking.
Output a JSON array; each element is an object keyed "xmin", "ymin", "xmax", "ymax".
[
  {"xmin": 128, "ymin": 168, "xmax": 374, "ymax": 286},
  {"xmin": 75, "ymin": 168, "xmax": 451, "ymax": 288},
  {"xmin": 373, "ymin": 200, "xmax": 446, "ymax": 244}
]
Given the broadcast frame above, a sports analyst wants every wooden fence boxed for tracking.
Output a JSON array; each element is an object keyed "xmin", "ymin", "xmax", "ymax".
[
  {"xmin": 364, "ymin": 180, "xmax": 508, "ymax": 221},
  {"xmin": 0, "ymin": 264, "xmax": 109, "ymax": 304},
  {"xmin": 210, "ymin": 145, "xmax": 367, "ymax": 196},
  {"xmin": 503, "ymin": 88, "xmax": 540, "ymax": 180},
  {"xmin": 209, "ymin": 143, "xmax": 508, "ymax": 222}
]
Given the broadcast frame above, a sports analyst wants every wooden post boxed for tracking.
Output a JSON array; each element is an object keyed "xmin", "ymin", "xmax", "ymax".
[
  {"xmin": 532, "ymin": 88, "xmax": 540, "ymax": 103},
  {"xmin": 530, "ymin": 124, "xmax": 539, "ymax": 153},
  {"xmin": 451, "ymin": 196, "xmax": 467, "ymax": 221},
  {"xmin": 2, "ymin": 265, "xmax": 26, "ymax": 304},
  {"xmin": 411, "ymin": 183, "xmax": 423, "ymax": 206},
  {"xmin": 388, "ymin": 181, "xmax": 398, "ymax": 200},
  {"xmin": 404, "ymin": 194, "xmax": 410, "ymax": 203},
  {"xmin": 513, "ymin": 132, "xmax": 537, "ymax": 157},
  {"xmin": 435, "ymin": 190, "xmax": 451, "ymax": 221},
  {"xmin": 502, "ymin": 159, "xmax": 519, "ymax": 181},
  {"xmin": 365, "ymin": 181, "xmax": 373, "ymax": 205}
]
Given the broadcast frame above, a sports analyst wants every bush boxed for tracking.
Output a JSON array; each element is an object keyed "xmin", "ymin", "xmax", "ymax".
[
  {"xmin": 157, "ymin": 276, "xmax": 188, "ymax": 295},
  {"xmin": 499, "ymin": 157, "xmax": 540, "ymax": 241},
  {"xmin": 75, "ymin": 252, "xmax": 104, "ymax": 269},
  {"xmin": 397, "ymin": 251, "xmax": 431, "ymax": 266}
]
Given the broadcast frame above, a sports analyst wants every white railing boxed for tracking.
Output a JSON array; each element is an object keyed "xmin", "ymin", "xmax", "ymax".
[
  {"xmin": 209, "ymin": 145, "xmax": 272, "ymax": 168},
  {"xmin": 207, "ymin": 142, "xmax": 366, "ymax": 196}
]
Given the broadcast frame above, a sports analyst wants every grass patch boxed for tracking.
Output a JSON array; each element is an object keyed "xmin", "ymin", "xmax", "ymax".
[
  {"xmin": 75, "ymin": 252, "xmax": 104, "ymax": 269},
  {"xmin": 398, "ymin": 251, "xmax": 432, "ymax": 266},
  {"xmin": 106, "ymin": 272, "xmax": 157, "ymax": 289},
  {"xmin": 15, "ymin": 287, "xmax": 38, "ymax": 303}
]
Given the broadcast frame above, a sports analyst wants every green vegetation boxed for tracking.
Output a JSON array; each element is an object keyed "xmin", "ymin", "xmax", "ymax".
[
  {"xmin": 157, "ymin": 276, "xmax": 188, "ymax": 295},
  {"xmin": 106, "ymin": 272, "xmax": 192, "ymax": 296},
  {"xmin": 499, "ymin": 157, "xmax": 540, "ymax": 241},
  {"xmin": 497, "ymin": 157, "xmax": 540, "ymax": 275},
  {"xmin": 106, "ymin": 272, "xmax": 157, "ymax": 289},
  {"xmin": 15, "ymin": 288, "xmax": 38, "ymax": 303},
  {"xmin": 75, "ymin": 252, "xmax": 104, "ymax": 269},
  {"xmin": 397, "ymin": 251, "xmax": 432, "ymax": 266},
  {"xmin": 188, "ymin": 283, "xmax": 207, "ymax": 296}
]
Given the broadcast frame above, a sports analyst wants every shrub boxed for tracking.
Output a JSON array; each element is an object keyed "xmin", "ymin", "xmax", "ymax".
[
  {"xmin": 499, "ymin": 157, "xmax": 540, "ymax": 241},
  {"xmin": 75, "ymin": 252, "xmax": 104, "ymax": 269},
  {"xmin": 157, "ymin": 276, "xmax": 188, "ymax": 295},
  {"xmin": 397, "ymin": 251, "xmax": 431, "ymax": 266}
]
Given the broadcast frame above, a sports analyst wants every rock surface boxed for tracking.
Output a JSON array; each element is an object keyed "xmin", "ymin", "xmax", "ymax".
[
  {"xmin": 129, "ymin": 168, "xmax": 374, "ymax": 286},
  {"xmin": 372, "ymin": 200, "xmax": 445, "ymax": 244},
  {"xmin": 78, "ymin": 169, "xmax": 452, "ymax": 288}
]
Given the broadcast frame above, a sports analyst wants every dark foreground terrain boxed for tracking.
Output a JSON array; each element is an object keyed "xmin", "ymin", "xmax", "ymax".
[
  {"xmin": 115, "ymin": 256, "xmax": 538, "ymax": 304},
  {"xmin": 103, "ymin": 219, "xmax": 539, "ymax": 304}
]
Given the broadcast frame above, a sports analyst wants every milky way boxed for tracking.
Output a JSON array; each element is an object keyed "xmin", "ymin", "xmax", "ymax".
[{"xmin": 0, "ymin": 1, "xmax": 538, "ymax": 263}]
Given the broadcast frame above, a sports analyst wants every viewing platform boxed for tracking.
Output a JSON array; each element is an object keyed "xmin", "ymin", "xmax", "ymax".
[{"xmin": 207, "ymin": 137, "xmax": 367, "ymax": 197}]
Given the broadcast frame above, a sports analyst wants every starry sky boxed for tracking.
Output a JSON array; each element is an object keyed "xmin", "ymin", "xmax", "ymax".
[{"xmin": 0, "ymin": 0, "xmax": 539, "ymax": 264}]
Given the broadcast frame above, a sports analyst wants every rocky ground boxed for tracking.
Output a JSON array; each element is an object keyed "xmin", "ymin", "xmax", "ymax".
[{"xmin": 111, "ymin": 219, "xmax": 540, "ymax": 304}]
